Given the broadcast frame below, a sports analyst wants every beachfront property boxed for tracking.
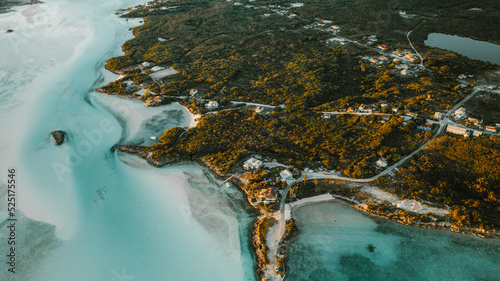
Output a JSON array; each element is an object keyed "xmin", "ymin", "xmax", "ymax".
[
  {"xmin": 280, "ymin": 169, "xmax": 293, "ymax": 181},
  {"xmin": 205, "ymin": 100, "xmax": 219, "ymax": 110},
  {"xmin": 376, "ymin": 158, "xmax": 388, "ymax": 168},
  {"xmin": 243, "ymin": 157, "xmax": 263, "ymax": 170},
  {"xmin": 260, "ymin": 188, "xmax": 278, "ymax": 203},
  {"xmin": 447, "ymin": 125, "xmax": 470, "ymax": 137}
]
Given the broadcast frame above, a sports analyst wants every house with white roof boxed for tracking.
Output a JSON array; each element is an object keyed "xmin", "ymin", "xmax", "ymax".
[
  {"xmin": 150, "ymin": 66, "xmax": 165, "ymax": 72},
  {"xmin": 280, "ymin": 169, "xmax": 293, "ymax": 181},
  {"xmin": 453, "ymin": 107, "xmax": 467, "ymax": 119},
  {"xmin": 243, "ymin": 157, "xmax": 263, "ymax": 170},
  {"xmin": 205, "ymin": 100, "xmax": 219, "ymax": 110},
  {"xmin": 434, "ymin": 112, "xmax": 444, "ymax": 120},
  {"xmin": 141, "ymin": 61, "xmax": 154, "ymax": 68},
  {"xmin": 376, "ymin": 158, "xmax": 388, "ymax": 168}
]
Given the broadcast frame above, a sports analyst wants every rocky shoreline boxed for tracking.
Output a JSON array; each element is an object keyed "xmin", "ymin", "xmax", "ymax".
[
  {"xmin": 0, "ymin": 0, "xmax": 42, "ymax": 14},
  {"xmin": 353, "ymin": 205, "xmax": 500, "ymax": 239},
  {"xmin": 117, "ymin": 132, "xmax": 499, "ymax": 281}
]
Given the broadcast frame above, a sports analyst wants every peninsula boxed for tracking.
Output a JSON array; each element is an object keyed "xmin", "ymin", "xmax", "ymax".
[{"xmin": 99, "ymin": 0, "xmax": 500, "ymax": 280}]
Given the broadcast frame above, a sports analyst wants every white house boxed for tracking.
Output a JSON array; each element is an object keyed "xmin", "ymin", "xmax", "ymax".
[
  {"xmin": 260, "ymin": 188, "xmax": 277, "ymax": 204},
  {"xmin": 453, "ymin": 107, "xmax": 467, "ymax": 119},
  {"xmin": 472, "ymin": 130, "xmax": 483, "ymax": 137},
  {"xmin": 205, "ymin": 100, "xmax": 219, "ymax": 110},
  {"xmin": 150, "ymin": 66, "xmax": 165, "ymax": 72},
  {"xmin": 434, "ymin": 112, "xmax": 444, "ymax": 120},
  {"xmin": 243, "ymin": 157, "xmax": 263, "ymax": 170},
  {"xmin": 141, "ymin": 61, "xmax": 153, "ymax": 68},
  {"xmin": 280, "ymin": 169, "xmax": 293, "ymax": 181},
  {"xmin": 376, "ymin": 158, "xmax": 388, "ymax": 168}
]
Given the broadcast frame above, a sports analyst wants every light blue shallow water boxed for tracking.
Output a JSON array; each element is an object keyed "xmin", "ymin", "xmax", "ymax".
[
  {"xmin": 0, "ymin": 1, "xmax": 256, "ymax": 280},
  {"xmin": 425, "ymin": 33, "xmax": 500, "ymax": 65},
  {"xmin": 287, "ymin": 201, "xmax": 500, "ymax": 281}
]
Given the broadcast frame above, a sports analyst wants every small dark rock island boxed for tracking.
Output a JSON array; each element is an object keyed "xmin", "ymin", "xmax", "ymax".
[{"xmin": 51, "ymin": 131, "xmax": 67, "ymax": 146}]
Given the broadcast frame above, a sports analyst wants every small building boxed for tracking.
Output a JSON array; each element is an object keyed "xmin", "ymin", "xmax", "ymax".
[
  {"xmin": 392, "ymin": 107, "xmax": 399, "ymax": 114},
  {"xmin": 153, "ymin": 96, "xmax": 164, "ymax": 103},
  {"xmin": 472, "ymin": 130, "xmax": 483, "ymax": 137},
  {"xmin": 376, "ymin": 158, "xmax": 388, "ymax": 168},
  {"xmin": 189, "ymin": 89, "xmax": 198, "ymax": 96},
  {"xmin": 417, "ymin": 124, "xmax": 433, "ymax": 131},
  {"xmin": 405, "ymin": 53, "xmax": 418, "ymax": 62},
  {"xmin": 485, "ymin": 126, "xmax": 497, "ymax": 133},
  {"xmin": 280, "ymin": 169, "xmax": 293, "ymax": 181},
  {"xmin": 141, "ymin": 61, "xmax": 153, "ymax": 68},
  {"xmin": 392, "ymin": 50, "xmax": 404, "ymax": 57},
  {"xmin": 243, "ymin": 157, "xmax": 263, "ymax": 170},
  {"xmin": 467, "ymin": 117, "xmax": 482, "ymax": 126},
  {"xmin": 261, "ymin": 188, "xmax": 278, "ymax": 203},
  {"xmin": 406, "ymin": 112, "xmax": 418, "ymax": 119},
  {"xmin": 255, "ymin": 106, "xmax": 263, "ymax": 113},
  {"xmin": 453, "ymin": 107, "xmax": 467, "ymax": 119},
  {"xmin": 434, "ymin": 112, "xmax": 444, "ymax": 120},
  {"xmin": 205, "ymin": 100, "xmax": 219, "ymax": 110},
  {"xmin": 150, "ymin": 66, "xmax": 165, "ymax": 72},
  {"xmin": 377, "ymin": 45, "xmax": 389, "ymax": 51},
  {"xmin": 447, "ymin": 125, "xmax": 470, "ymax": 137}
]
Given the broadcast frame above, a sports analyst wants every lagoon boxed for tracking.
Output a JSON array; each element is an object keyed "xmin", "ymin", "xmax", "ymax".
[
  {"xmin": 425, "ymin": 33, "xmax": 500, "ymax": 65},
  {"xmin": 287, "ymin": 201, "xmax": 500, "ymax": 281}
]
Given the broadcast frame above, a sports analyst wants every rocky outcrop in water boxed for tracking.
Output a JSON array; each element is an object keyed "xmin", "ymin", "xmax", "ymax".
[{"xmin": 51, "ymin": 131, "xmax": 67, "ymax": 146}]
